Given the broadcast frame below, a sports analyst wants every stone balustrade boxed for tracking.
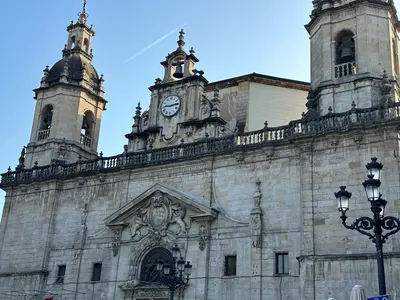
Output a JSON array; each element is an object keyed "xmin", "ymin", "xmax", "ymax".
[
  {"xmin": 3, "ymin": 102, "xmax": 400, "ymax": 187},
  {"xmin": 37, "ymin": 129, "xmax": 50, "ymax": 141},
  {"xmin": 80, "ymin": 134, "xmax": 92, "ymax": 147},
  {"xmin": 335, "ymin": 62, "xmax": 356, "ymax": 78}
]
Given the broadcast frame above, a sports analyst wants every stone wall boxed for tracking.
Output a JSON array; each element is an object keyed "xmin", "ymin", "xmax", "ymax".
[{"xmin": 0, "ymin": 123, "xmax": 400, "ymax": 300}]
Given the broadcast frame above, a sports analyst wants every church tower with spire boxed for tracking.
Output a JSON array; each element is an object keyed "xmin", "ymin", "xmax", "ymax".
[
  {"xmin": 306, "ymin": 0, "xmax": 400, "ymax": 116},
  {"xmin": 24, "ymin": 0, "xmax": 106, "ymax": 168}
]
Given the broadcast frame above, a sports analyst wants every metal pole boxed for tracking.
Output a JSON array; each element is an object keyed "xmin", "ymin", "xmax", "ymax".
[
  {"xmin": 169, "ymin": 287, "xmax": 174, "ymax": 300},
  {"xmin": 374, "ymin": 213, "xmax": 386, "ymax": 295}
]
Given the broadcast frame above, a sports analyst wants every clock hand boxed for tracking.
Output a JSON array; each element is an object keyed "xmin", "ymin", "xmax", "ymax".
[{"xmin": 164, "ymin": 103, "xmax": 179, "ymax": 108}]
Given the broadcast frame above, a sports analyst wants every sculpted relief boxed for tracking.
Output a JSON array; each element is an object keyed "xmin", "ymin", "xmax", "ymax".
[
  {"xmin": 105, "ymin": 183, "xmax": 218, "ymax": 259},
  {"xmin": 129, "ymin": 191, "xmax": 189, "ymax": 242}
]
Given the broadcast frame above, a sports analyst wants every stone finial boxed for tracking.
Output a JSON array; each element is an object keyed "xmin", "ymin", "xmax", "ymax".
[
  {"xmin": 264, "ymin": 121, "xmax": 268, "ymax": 129},
  {"xmin": 41, "ymin": 66, "xmax": 50, "ymax": 83},
  {"xmin": 351, "ymin": 101, "xmax": 356, "ymax": 110},
  {"xmin": 81, "ymin": 64, "xmax": 87, "ymax": 79},
  {"xmin": 328, "ymin": 106, "xmax": 333, "ymax": 114},
  {"xmin": 16, "ymin": 146, "xmax": 26, "ymax": 171},
  {"xmin": 43, "ymin": 65, "xmax": 50, "ymax": 76},
  {"xmin": 99, "ymin": 74, "xmax": 105, "ymax": 90},
  {"xmin": 380, "ymin": 70, "xmax": 393, "ymax": 106},
  {"xmin": 189, "ymin": 47, "xmax": 195, "ymax": 55},
  {"xmin": 18, "ymin": 147, "xmax": 26, "ymax": 165},
  {"xmin": 177, "ymin": 29, "xmax": 185, "ymax": 50},
  {"xmin": 78, "ymin": 0, "xmax": 88, "ymax": 24},
  {"xmin": 61, "ymin": 58, "xmax": 69, "ymax": 77},
  {"xmin": 123, "ymin": 144, "xmax": 128, "ymax": 153},
  {"xmin": 303, "ymin": 88, "xmax": 318, "ymax": 119},
  {"xmin": 82, "ymin": 0, "xmax": 87, "ymax": 13},
  {"xmin": 154, "ymin": 78, "xmax": 162, "ymax": 85},
  {"xmin": 133, "ymin": 102, "xmax": 141, "ymax": 126},
  {"xmin": 211, "ymin": 87, "xmax": 221, "ymax": 117}
]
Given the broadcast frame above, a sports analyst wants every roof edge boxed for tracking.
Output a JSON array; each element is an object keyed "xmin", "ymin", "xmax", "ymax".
[{"xmin": 204, "ymin": 72, "xmax": 310, "ymax": 92}]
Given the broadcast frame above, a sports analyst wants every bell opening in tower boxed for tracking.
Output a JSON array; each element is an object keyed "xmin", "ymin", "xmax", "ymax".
[
  {"xmin": 80, "ymin": 110, "xmax": 94, "ymax": 147},
  {"xmin": 336, "ymin": 30, "xmax": 355, "ymax": 65},
  {"xmin": 173, "ymin": 62, "xmax": 184, "ymax": 79},
  {"xmin": 37, "ymin": 104, "xmax": 53, "ymax": 141},
  {"xmin": 334, "ymin": 30, "xmax": 357, "ymax": 79}
]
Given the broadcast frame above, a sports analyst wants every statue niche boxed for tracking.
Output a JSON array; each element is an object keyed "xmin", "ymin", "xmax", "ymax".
[{"xmin": 129, "ymin": 191, "xmax": 189, "ymax": 242}]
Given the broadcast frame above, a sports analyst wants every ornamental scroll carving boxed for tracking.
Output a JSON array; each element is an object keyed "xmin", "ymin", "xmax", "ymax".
[
  {"xmin": 129, "ymin": 191, "xmax": 189, "ymax": 242},
  {"xmin": 199, "ymin": 221, "xmax": 210, "ymax": 251},
  {"xmin": 73, "ymin": 205, "xmax": 88, "ymax": 259},
  {"xmin": 251, "ymin": 180, "xmax": 263, "ymax": 248}
]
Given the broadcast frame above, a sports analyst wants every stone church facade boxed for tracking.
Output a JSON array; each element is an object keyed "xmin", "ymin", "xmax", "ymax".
[{"xmin": 1, "ymin": 1, "xmax": 400, "ymax": 300}]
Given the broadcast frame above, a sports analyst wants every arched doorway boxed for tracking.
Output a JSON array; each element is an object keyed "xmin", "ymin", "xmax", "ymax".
[{"xmin": 140, "ymin": 247, "xmax": 174, "ymax": 284}]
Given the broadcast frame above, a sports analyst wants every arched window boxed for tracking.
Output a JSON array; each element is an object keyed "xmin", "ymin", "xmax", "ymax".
[
  {"xmin": 83, "ymin": 38, "xmax": 89, "ymax": 52},
  {"xmin": 171, "ymin": 57, "xmax": 185, "ymax": 80},
  {"xmin": 80, "ymin": 110, "xmax": 95, "ymax": 147},
  {"xmin": 140, "ymin": 248, "xmax": 174, "ymax": 283},
  {"xmin": 38, "ymin": 104, "xmax": 53, "ymax": 141},
  {"xmin": 40, "ymin": 104, "xmax": 53, "ymax": 130},
  {"xmin": 81, "ymin": 110, "xmax": 94, "ymax": 137},
  {"xmin": 336, "ymin": 30, "xmax": 355, "ymax": 65},
  {"xmin": 71, "ymin": 36, "xmax": 76, "ymax": 49}
]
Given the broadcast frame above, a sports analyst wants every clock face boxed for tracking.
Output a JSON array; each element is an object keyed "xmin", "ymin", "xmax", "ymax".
[{"xmin": 161, "ymin": 95, "xmax": 181, "ymax": 117}]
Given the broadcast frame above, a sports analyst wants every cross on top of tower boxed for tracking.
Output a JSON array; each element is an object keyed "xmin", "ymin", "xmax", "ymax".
[
  {"xmin": 78, "ymin": 0, "xmax": 89, "ymax": 24},
  {"xmin": 177, "ymin": 29, "xmax": 185, "ymax": 50}
]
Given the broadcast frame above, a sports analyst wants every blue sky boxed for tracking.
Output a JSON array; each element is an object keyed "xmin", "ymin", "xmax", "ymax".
[{"xmin": 0, "ymin": 0, "xmax": 349, "ymax": 212}]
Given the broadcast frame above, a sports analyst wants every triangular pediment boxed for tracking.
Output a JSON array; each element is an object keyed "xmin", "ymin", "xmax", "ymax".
[{"xmin": 104, "ymin": 183, "xmax": 218, "ymax": 228}]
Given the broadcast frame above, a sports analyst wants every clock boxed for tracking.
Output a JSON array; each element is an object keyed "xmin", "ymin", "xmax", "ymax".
[{"xmin": 161, "ymin": 95, "xmax": 181, "ymax": 117}]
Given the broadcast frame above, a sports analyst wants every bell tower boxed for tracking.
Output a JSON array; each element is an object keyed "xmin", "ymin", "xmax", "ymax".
[
  {"xmin": 125, "ymin": 30, "xmax": 227, "ymax": 151},
  {"xmin": 305, "ymin": 0, "xmax": 400, "ymax": 116},
  {"xmin": 23, "ymin": 0, "xmax": 107, "ymax": 168}
]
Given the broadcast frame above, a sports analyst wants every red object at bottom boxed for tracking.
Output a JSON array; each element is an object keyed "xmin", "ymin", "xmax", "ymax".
[{"xmin": 44, "ymin": 297, "xmax": 55, "ymax": 300}]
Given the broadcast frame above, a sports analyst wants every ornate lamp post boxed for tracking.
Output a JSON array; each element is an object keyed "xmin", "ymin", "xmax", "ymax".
[
  {"xmin": 154, "ymin": 244, "xmax": 193, "ymax": 300},
  {"xmin": 335, "ymin": 157, "xmax": 400, "ymax": 295}
]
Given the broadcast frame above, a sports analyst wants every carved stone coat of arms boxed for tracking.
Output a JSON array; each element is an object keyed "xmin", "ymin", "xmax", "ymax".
[{"xmin": 129, "ymin": 191, "xmax": 188, "ymax": 242}]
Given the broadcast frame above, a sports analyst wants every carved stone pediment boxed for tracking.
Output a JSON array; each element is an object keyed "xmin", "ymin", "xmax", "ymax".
[{"xmin": 104, "ymin": 183, "xmax": 218, "ymax": 250}]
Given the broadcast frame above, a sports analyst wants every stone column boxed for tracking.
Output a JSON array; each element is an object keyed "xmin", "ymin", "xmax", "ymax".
[{"xmin": 250, "ymin": 180, "xmax": 263, "ymax": 300}]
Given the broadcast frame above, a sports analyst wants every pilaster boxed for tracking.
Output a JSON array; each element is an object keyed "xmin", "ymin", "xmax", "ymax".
[{"xmin": 250, "ymin": 180, "xmax": 263, "ymax": 300}]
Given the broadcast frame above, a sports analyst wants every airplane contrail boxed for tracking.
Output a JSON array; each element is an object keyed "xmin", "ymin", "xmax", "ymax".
[{"xmin": 126, "ymin": 22, "xmax": 188, "ymax": 63}]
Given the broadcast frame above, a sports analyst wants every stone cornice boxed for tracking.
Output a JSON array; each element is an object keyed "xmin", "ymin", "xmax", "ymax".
[
  {"xmin": 0, "ymin": 270, "xmax": 49, "ymax": 278},
  {"xmin": 148, "ymin": 74, "xmax": 208, "ymax": 92},
  {"xmin": 204, "ymin": 72, "xmax": 310, "ymax": 92},
  {"xmin": 33, "ymin": 82, "xmax": 108, "ymax": 107},
  {"xmin": 306, "ymin": 0, "xmax": 396, "ymax": 33},
  {"xmin": 297, "ymin": 251, "xmax": 400, "ymax": 262}
]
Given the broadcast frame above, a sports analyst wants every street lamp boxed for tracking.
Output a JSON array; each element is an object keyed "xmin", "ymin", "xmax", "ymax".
[
  {"xmin": 154, "ymin": 244, "xmax": 193, "ymax": 300},
  {"xmin": 335, "ymin": 157, "xmax": 400, "ymax": 295}
]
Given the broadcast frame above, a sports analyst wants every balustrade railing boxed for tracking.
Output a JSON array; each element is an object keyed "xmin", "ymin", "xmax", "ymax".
[
  {"xmin": 80, "ymin": 134, "xmax": 92, "ymax": 147},
  {"xmin": 335, "ymin": 62, "xmax": 356, "ymax": 78},
  {"xmin": 37, "ymin": 129, "xmax": 50, "ymax": 141},
  {"xmin": 3, "ymin": 103, "xmax": 400, "ymax": 186}
]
